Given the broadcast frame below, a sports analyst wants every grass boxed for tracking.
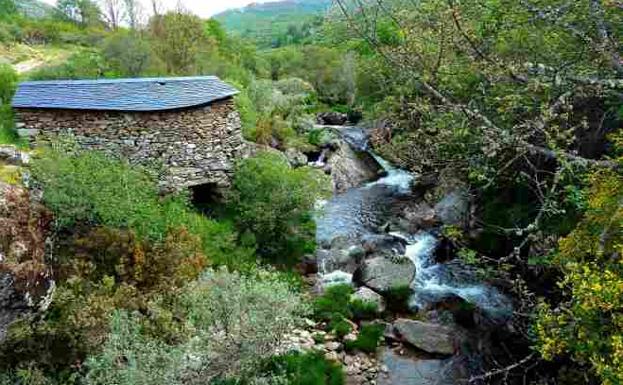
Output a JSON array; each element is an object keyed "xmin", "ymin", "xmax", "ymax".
[{"xmin": 344, "ymin": 323, "xmax": 385, "ymax": 353}]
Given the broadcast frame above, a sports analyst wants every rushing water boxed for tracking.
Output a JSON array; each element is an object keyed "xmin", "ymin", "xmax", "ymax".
[{"xmin": 315, "ymin": 127, "xmax": 512, "ymax": 319}]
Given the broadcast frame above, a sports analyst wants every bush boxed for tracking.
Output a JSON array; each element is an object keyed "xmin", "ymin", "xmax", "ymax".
[
  {"xmin": 328, "ymin": 315, "xmax": 352, "ymax": 338},
  {"xmin": 384, "ymin": 285, "xmax": 412, "ymax": 313},
  {"xmin": 0, "ymin": 64, "xmax": 21, "ymax": 146},
  {"xmin": 263, "ymin": 352, "xmax": 344, "ymax": 385},
  {"xmin": 30, "ymin": 142, "xmax": 254, "ymax": 267},
  {"xmin": 349, "ymin": 299, "xmax": 379, "ymax": 320},
  {"xmin": 230, "ymin": 152, "xmax": 329, "ymax": 263},
  {"xmin": 313, "ymin": 284, "xmax": 353, "ymax": 321},
  {"xmin": 85, "ymin": 268, "xmax": 309, "ymax": 385},
  {"xmin": 344, "ymin": 323, "xmax": 384, "ymax": 353}
]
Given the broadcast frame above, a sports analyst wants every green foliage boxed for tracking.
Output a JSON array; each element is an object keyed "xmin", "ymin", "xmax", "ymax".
[
  {"xmin": 384, "ymin": 285, "xmax": 412, "ymax": 313},
  {"xmin": 328, "ymin": 315, "xmax": 352, "ymax": 338},
  {"xmin": 214, "ymin": 0, "xmax": 330, "ymax": 49},
  {"xmin": 536, "ymin": 170, "xmax": 623, "ymax": 384},
  {"xmin": 349, "ymin": 299, "xmax": 379, "ymax": 320},
  {"xmin": 148, "ymin": 11, "xmax": 208, "ymax": 75},
  {"xmin": 85, "ymin": 268, "xmax": 309, "ymax": 385},
  {"xmin": 30, "ymin": 141, "xmax": 253, "ymax": 267},
  {"xmin": 0, "ymin": 63, "xmax": 17, "ymax": 104},
  {"xmin": 0, "ymin": 64, "xmax": 21, "ymax": 145},
  {"xmin": 102, "ymin": 31, "xmax": 153, "ymax": 77},
  {"xmin": 262, "ymin": 351, "xmax": 344, "ymax": 385},
  {"xmin": 313, "ymin": 284, "xmax": 354, "ymax": 321},
  {"xmin": 344, "ymin": 323, "xmax": 384, "ymax": 353},
  {"xmin": 28, "ymin": 50, "xmax": 111, "ymax": 80},
  {"xmin": 230, "ymin": 152, "xmax": 329, "ymax": 263}
]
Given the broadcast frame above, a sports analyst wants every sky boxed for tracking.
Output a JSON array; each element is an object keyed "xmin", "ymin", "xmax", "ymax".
[{"xmin": 40, "ymin": 0, "xmax": 281, "ymax": 18}]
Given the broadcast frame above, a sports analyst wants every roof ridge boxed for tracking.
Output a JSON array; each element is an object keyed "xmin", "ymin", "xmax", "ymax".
[
  {"xmin": 13, "ymin": 76, "xmax": 238, "ymax": 112},
  {"xmin": 20, "ymin": 76, "xmax": 220, "ymax": 86}
]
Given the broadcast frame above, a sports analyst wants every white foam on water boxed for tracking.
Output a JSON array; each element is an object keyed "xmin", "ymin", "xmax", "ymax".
[{"xmin": 366, "ymin": 153, "xmax": 414, "ymax": 193}]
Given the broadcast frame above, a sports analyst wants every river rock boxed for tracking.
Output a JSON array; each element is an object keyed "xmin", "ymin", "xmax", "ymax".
[
  {"xmin": 327, "ymin": 139, "xmax": 383, "ymax": 193},
  {"xmin": 376, "ymin": 348, "xmax": 468, "ymax": 385},
  {"xmin": 355, "ymin": 256, "xmax": 415, "ymax": 292},
  {"xmin": 392, "ymin": 319, "xmax": 460, "ymax": 355},
  {"xmin": 317, "ymin": 112, "xmax": 348, "ymax": 125},
  {"xmin": 362, "ymin": 234, "xmax": 406, "ymax": 255},
  {"xmin": 434, "ymin": 189, "xmax": 469, "ymax": 226},
  {"xmin": 351, "ymin": 286, "xmax": 386, "ymax": 313}
]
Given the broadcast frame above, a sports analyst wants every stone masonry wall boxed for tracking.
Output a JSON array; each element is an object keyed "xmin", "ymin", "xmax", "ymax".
[{"xmin": 15, "ymin": 99, "xmax": 244, "ymax": 190}]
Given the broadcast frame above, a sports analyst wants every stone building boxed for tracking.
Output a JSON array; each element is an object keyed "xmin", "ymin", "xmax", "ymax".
[{"xmin": 11, "ymin": 76, "xmax": 245, "ymax": 191}]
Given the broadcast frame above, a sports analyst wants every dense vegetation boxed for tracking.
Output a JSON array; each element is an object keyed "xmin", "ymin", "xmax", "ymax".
[{"xmin": 2, "ymin": 0, "xmax": 623, "ymax": 383}]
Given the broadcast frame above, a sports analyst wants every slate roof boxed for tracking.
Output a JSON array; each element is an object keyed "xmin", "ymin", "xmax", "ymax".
[{"xmin": 12, "ymin": 76, "xmax": 239, "ymax": 112}]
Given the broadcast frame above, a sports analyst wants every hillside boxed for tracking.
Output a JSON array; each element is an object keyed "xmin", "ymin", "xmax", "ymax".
[
  {"xmin": 15, "ymin": 0, "xmax": 56, "ymax": 18},
  {"xmin": 214, "ymin": 0, "xmax": 332, "ymax": 47}
]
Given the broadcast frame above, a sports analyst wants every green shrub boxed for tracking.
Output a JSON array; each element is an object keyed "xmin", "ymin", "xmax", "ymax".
[
  {"xmin": 344, "ymin": 323, "xmax": 384, "ymax": 353},
  {"xmin": 313, "ymin": 284, "xmax": 353, "ymax": 321},
  {"xmin": 30, "ymin": 142, "xmax": 254, "ymax": 267},
  {"xmin": 85, "ymin": 269, "xmax": 309, "ymax": 385},
  {"xmin": 329, "ymin": 315, "xmax": 353, "ymax": 338},
  {"xmin": 349, "ymin": 299, "xmax": 379, "ymax": 320},
  {"xmin": 263, "ymin": 352, "xmax": 344, "ymax": 385},
  {"xmin": 28, "ymin": 50, "xmax": 112, "ymax": 80},
  {"xmin": 229, "ymin": 152, "xmax": 329, "ymax": 263},
  {"xmin": 384, "ymin": 285, "xmax": 412, "ymax": 313}
]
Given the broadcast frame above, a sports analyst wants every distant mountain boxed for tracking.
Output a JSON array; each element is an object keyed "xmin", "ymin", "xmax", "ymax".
[
  {"xmin": 214, "ymin": 0, "xmax": 332, "ymax": 48},
  {"xmin": 15, "ymin": 0, "xmax": 57, "ymax": 18}
]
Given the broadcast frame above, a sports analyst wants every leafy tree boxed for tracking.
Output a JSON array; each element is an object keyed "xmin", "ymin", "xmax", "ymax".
[
  {"xmin": 148, "ymin": 11, "xmax": 207, "ymax": 75},
  {"xmin": 536, "ymin": 169, "xmax": 623, "ymax": 384},
  {"xmin": 229, "ymin": 152, "xmax": 329, "ymax": 263},
  {"xmin": 56, "ymin": 0, "xmax": 102, "ymax": 26},
  {"xmin": 0, "ymin": 64, "xmax": 19, "ymax": 145},
  {"xmin": 0, "ymin": 63, "xmax": 17, "ymax": 105},
  {"xmin": 0, "ymin": 0, "xmax": 17, "ymax": 19},
  {"xmin": 102, "ymin": 30, "xmax": 153, "ymax": 76}
]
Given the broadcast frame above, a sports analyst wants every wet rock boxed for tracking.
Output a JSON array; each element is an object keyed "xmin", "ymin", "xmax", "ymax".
[
  {"xmin": 327, "ymin": 139, "xmax": 383, "ymax": 193},
  {"xmin": 295, "ymin": 254, "xmax": 318, "ymax": 275},
  {"xmin": 284, "ymin": 147, "xmax": 308, "ymax": 167},
  {"xmin": 317, "ymin": 112, "xmax": 348, "ymax": 126},
  {"xmin": 377, "ymin": 348, "xmax": 468, "ymax": 385},
  {"xmin": 392, "ymin": 319, "xmax": 461, "ymax": 355},
  {"xmin": 434, "ymin": 189, "xmax": 469, "ymax": 226},
  {"xmin": 362, "ymin": 234, "xmax": 406, "ymax": 255},
  {"xmin": 403, "ymin": 202, "xmax": 438, "ymax": 230},
  {"xmin": 351, "ymin": 286, "xmax": 386, "ymax": 313},
  {"xmin": 355, "ymin": 256, "xmax": 415, "ymax": 292}
]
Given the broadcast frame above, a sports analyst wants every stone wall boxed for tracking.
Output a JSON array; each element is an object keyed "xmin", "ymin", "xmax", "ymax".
[{"xmin": 15, "ymin": 98, "xmax": 245, "ymax": 190}]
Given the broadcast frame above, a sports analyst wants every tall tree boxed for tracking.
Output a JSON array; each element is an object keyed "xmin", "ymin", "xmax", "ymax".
[
  {"xmin": 122, "ymin": 0, "xmax": 142, "ymax": 29},
  {"xmin": 148, "ymin": 11, "xmax": 206, "ymax": 75}
]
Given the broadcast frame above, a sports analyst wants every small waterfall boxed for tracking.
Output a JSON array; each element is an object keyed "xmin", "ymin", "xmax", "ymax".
[{"xmin": 403, "ymin": 232, "xmax": 513, "ymax": 320}]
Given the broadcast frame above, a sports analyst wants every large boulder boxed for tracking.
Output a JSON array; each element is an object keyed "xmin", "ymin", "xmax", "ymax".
[
  {"xmin": 355, "ymin": 256, "xmax": 415, "ymax": 292},
  {"xmin": 392, "ymin": 319, "xmax": 462, "ymax": 355},
  {"xmin": 317, "ymin": 112, "xmax": 348, "ymax": 126},
  {"xmin": 377, "ymin": 348, "xmax": 468, "ymax": 385},
  {"xmin": 434, "ymin": 189, "xmax": 469, "ymax": 226},
  {"xmin": 327, "ymin": 139, "xmax": 383, "ymax": 193},
  {"xmin": 351, "ymin": 286, "xmax": 386, "ymax": 313}
]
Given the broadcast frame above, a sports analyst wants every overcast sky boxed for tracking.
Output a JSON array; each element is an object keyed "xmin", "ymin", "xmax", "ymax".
[{"xmin": 40, "ymin": 0, "xmax": 280, "ymax": 18}]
